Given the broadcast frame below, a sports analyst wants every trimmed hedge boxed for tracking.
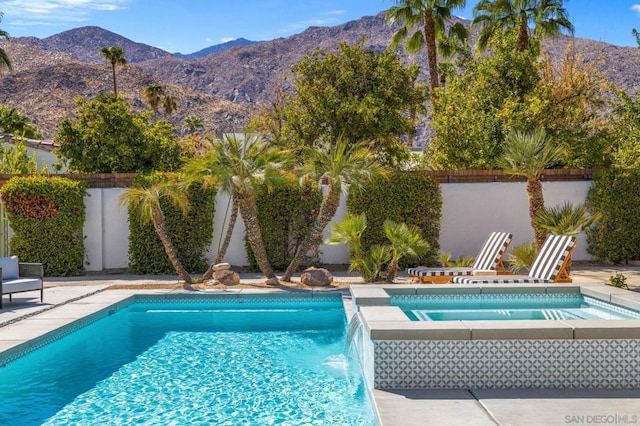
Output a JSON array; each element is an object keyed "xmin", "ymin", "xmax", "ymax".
[
  {"xmin": 1, "ymin": 176, "xmax": 86, "ymax": 276},
  {"xmin": 347, "ymin": 172, "xmax": 442, "ymax": 267},
  {"xmin": 586, "ymin": 170, "xmax": 640, "ymax": 263},
  {"xmin": 246, "ymin": 179, "xmax": 323, "ymax": 271},
  {"xmin": 128, "ymin": 173, "xmax": 216, "ymax": 274}
]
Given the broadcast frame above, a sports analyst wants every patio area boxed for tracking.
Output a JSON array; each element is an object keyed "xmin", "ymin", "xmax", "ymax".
[{"xmin": 1, "ymin": 265, "xmax": 639, "ymax": 425}]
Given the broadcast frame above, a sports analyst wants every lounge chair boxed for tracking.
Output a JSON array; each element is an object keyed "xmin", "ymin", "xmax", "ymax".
[
  {"xmin": 452, "ymin": 234, "xmax": 576, "ymax": 284},
  {"xmin": 407, "ymin": 232, "xmax": 513, "ymax": 284},
  {"xmin": 0, "ymin": 256, "xmax": 44, "ymax": 309}
]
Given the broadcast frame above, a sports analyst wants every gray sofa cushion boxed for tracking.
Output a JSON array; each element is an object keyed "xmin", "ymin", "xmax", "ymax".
[
  {"xmin": 0, "ymin": 256, "xmax": 19, "ymax": 280},
  {"xmin": 1, "ymin": 278, "xmax": 43, "ymax": 294}
]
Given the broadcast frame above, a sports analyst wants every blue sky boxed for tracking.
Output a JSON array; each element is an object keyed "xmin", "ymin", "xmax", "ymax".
[{"xmin": 0, "ymin": 0, "xmax": 638, "ymax": 54}]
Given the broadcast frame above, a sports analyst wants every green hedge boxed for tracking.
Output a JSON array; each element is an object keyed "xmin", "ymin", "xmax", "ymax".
[
  {"xmin": 1, "ymin": 176, "xmax": 86, "ymax": 276},
  {"xmin": 128, "ymin": 173, "xmax": 216, "ymax": 274},
  {"xmin": 246, "ymin": 179, "xmax": 323, "ymax": 271},
  {"xmin": 347, "ymin": 172, "xmax": 442, "ymax": 267},
  {"xmin": 586, "ymin": 170, "xmax": 640, "ymax": 263}
]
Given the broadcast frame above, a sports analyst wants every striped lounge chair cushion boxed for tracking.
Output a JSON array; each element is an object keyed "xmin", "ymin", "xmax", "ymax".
[
  {"xmin": 406, "ymin": 267, "xmax": 474, "ymax": 277},
  {"xmin": 452, "ymin": 275, "xmax": 549, "ymax": 284},
  {"xmin": 451, "ymin": 234, "xmax": 577, "ymax": 284},
  {"xmin": 471, "ymin": 231, "xmax": 512, "ymax": 270}
]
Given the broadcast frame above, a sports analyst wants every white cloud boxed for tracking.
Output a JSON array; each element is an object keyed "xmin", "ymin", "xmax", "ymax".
[
  {"xmin": 632, "ymin": 4, "xmax": 640, "ymax": 16},
  {"xmin": 204, "ymin": 37, "xmax": 213, "ymax": 43},
  {"xmin": 220, "ymin": 37, "xmax": 235, "ymax": 43},
  {"xmin": 327, "ymin": 10, "xmax": 347, "ymax": 16},
  {"xmin": 0, "ymin": 0, "xmax": 128, "ymax": 24}
]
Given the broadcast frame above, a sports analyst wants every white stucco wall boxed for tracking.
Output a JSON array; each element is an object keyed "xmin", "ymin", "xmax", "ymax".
[
  {"xmin": 439, "ymin": 180, "xmax": 593, "ymax": 261},
  {"xmin": 79, "ymin": 180, "xmax": 594, "ymax": 271}
]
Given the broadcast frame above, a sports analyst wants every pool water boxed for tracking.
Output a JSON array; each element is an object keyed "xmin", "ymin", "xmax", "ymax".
[
  {"xmin": 393, "ymin": 293, "xmax": 640, "ymax": 321},
  {"xmin": 0, "ymin": 296, "xmax": 377, "ymax": 425}
]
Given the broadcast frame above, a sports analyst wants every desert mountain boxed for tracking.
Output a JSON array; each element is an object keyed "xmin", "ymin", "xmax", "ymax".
[
  {"xmin": 2, "ymin": 11, "xmax": 640, "ymax": 140},
  {"xmin": 174, "ymin": 38, "xmax": 257, "ymax": 60},
  {"xmin": 0, "ymin": 41, "xmax": 251, "ymax": 137},
  {"xmin": 14, "ymin": 26, "xmax": 171, "ymax": 63}
]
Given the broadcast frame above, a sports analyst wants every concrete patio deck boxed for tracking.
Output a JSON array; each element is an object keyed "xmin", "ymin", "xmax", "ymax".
[{"xmin": 1, "ymin": 265, "xmax": 639, "ymax": 425}]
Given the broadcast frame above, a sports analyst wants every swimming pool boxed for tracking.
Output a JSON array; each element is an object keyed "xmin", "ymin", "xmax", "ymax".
[
  {"xmin": 393, "ymin": 293, "xmax": 640, "ymax": 321},
  {"xmin": 0, "ymin": 294, "xmax": 377, "ymax": 425}
]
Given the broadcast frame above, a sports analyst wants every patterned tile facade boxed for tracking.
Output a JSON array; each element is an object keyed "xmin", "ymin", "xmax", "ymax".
[{"xmin": 373, "ymin": 339, "xmax": 640, "ymax": 389}]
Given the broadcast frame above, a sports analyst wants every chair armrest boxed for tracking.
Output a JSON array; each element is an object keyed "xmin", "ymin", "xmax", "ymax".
[{"xmin": 19, "ymin": 263, "xmax": 44, "ymax": 279}]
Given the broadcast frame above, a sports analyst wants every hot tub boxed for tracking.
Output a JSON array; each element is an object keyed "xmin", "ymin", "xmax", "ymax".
[{"xmin": 350, "ymin": 284, "xmax": 640, "ymax": 390}]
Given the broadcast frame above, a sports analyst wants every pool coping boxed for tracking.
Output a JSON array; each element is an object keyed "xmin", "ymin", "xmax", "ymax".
[{"xmin": 351, "ymin": 283, "xmax": 640, "ymax": 340}]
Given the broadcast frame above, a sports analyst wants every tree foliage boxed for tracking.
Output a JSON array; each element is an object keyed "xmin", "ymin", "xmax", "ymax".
[
  {"xmin": 427, "ymin": 32, "xmax": 612, "ymax": 169},
  {"xmin": 55, "ymin": 93, "xmax": 187, "ymax": 173},
  {"xmin": 0, "ymin": 12, "xmax": 11, "ymax": 74},
  {"xmin": 0, "ymin": 105, "xmax": 40, "ymax": 139},
  {"xmin": 251, "ymin": 40, "xmax": 428, "ymax": 167}
]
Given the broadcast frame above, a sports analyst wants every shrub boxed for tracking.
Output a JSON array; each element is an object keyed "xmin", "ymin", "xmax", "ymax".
[
  {"xmin": 347, "ymin": 172, "xmax": 441, "ymax": 267},
  {"xmin": 607, "ymin": 272, "xmax": 628, "ymax": 289},
  {"xmin": 586, "ymin": 170, "xmax": 640, "ymax": 263},
  {"xmin": 245, "ymin": 179, "xmax": 322, "ymax": 271},
  {"xmin": 127, "ymin": 173, "xmax": 215, "ymax": 274},
  {"xmin": 1, "ymin": 176, "xmax": 86, "ymax": 276}
]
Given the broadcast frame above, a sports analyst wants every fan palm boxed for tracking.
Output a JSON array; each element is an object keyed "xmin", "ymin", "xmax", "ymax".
[
  {"xmin": 472, "ymin": 0, "xmax": 574, "ymax": 52},
  {"xmin": 163, "ymin": 95, "xmax": 177, "ymax": 116},
  {"xmin": 534, "ymin": 201, "xmax": 600, "ymax": 236},
  {"xmin": 143, "ymin": 83, "xmax": 165, "ymax": 114},
  {"xmin": 183, "ymin": 115, "xmax": 204, "ymax": 134},
  {"xmin": 499, "ymin": 128, "xmax": 564, "ymax": 248},
  {"xmin": 100, "ymin": 46, "xmax": 127, "ymax": 96},
  {"xmin": 0, "ymin": 13, "xmax": 12, "ymax": 74},
  {"xmin": 386, "ymin": 0, "xmax": 467, "ymax": 93},
  {"xmin": 282, "ymin": 137, "xmax": 388, "ymax": 282},
  {"xmin": 183, "ymin": 133, "xmax": 292, "ymax": 284},
  {"xmin": 119, "ymin": 180, "xmax": 194, "ymax": 287},
  {"xmin": 383, "ymin": 220, "xmax": 430, "ymax": 281}
]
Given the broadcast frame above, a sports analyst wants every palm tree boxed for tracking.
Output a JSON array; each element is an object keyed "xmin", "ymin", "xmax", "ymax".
[
  {"xmin": 472, "ymin": 0, "xmax": 574, "ymax": 52},
  {"xmin": 282, "ymin": 138, "xmax": 388, "ymax": 282},
  {"xmin": 100, "ymin": 46, "xmax": 127, "ymax": 96},
  {"xmin": 162, "ymin": 95, "xmax": 177, "ymax": 116},
  {"xmin": 183, "ymin": 133, "xmax": 292, "ymax": 285},
  {"xmin": 0, "ymin": 12, "xmax": 12, "ymax": 74},
  {"xmin": 183, "ymin": 115, "xmax": 204, "ymax": 134},
  {"xmin": 143, "ymin": 83, "xmax": 165, "ymax": 114},
  {"xmin": 534, "ymin": 201, "xmax": 600, "ymax": 236},
  {"xmin": 119, "ymin": 180, "xmax": 194, "ymax": 287},
  {"xmin": 386, "ymin": 0, "xmax": 467, "ymax": 93},
  {"xmin": 499, "ymin": 128, "xmax": 564, "ymax": 248},
  {"xmin": 383, "ymin": 220, "xmax": 430, "ymax": 281}
]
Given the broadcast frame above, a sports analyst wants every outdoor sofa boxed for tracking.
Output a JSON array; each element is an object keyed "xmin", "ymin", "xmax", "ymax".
[{"xmin": 0, "ymin": 256, "xmax": 44, "ymax": 309}]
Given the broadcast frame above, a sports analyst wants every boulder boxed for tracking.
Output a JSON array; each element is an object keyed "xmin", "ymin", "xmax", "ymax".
[
  {"xmin": 301, "ymin": 267, "xmax": 333, "ymax": 287},
  {"xmin": 213, "ymin": 262, "xmax": 231, "ymax": 272},
  {"xmin": 214, "ymin": 269, "xmax": 240, "ymax": 286}
]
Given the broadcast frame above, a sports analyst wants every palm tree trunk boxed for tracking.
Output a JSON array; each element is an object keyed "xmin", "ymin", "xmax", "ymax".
[
  {"xmin": 423, "ymin": 11, "xmax": 439, "ymax": 95},
  {"xmin": 283, "ymin": 184, "xmax": 341, "ymax": 282},
  {"xmin": 517, "ymin": 17, "xmax": 530, "ymax": 52},
  {"xmin": 151, "ymin": 205, "xmax": 193, "ymax": 287},
  {"xmin": 527, "ymin": 177, "xmax": 547, "ymax": 249},
  {"xmin": 236, "ymin": 193, "xmax": 277, "ymax": 283},
  {"xmin": 111, "ymin": 62, "xmax": 118, "ymax": 96},
  {"xmin": 202, "ymin": 197, "xmax": 238, "ymax": 281}
]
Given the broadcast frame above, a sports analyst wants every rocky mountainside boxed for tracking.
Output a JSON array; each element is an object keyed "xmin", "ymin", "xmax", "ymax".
[
  {"xmin": 0, "ymin": 41, "xmax": 252, "ymax": 137},
  {"xmin": 174, "ymin": 38, "xmax": 257, "ymax": 60},
  {"xmin": 14, "ymin": 26, "xmax": 171, "ymax": 63},
  {"xmin": 2, "ymin": 11, "xmax": 640, "ymax": 140}
]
